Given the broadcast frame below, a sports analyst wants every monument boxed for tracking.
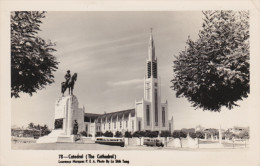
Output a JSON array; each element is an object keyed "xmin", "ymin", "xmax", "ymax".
[{"xmin": 37, "ymin": 71, "xmax": 84, "ymax": 143}]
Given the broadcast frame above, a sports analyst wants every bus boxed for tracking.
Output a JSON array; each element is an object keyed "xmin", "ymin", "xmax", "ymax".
[{"xmin": 95, "ymin": 137, "xmax": 125, "ymax": 147}]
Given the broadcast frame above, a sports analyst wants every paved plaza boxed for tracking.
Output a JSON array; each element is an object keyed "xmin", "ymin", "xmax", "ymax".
[{"xmin": 12, "ymin": 141, "xmax": 249, "ymax": 151}]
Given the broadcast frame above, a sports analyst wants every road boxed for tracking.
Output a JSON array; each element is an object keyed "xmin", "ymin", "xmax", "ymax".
[{"xmin": 11, "ymin": 142, "xmax": 249, "ymax": 151}]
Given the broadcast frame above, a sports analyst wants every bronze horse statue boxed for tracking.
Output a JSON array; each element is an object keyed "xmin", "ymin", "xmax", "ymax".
[{"xmin": 61, "ymin": 73, "xmax": 77, "ymax": 96}]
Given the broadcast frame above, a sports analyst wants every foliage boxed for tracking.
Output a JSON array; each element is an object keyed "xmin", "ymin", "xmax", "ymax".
[
  {"xmin": 11, "ymin": 11, "xmax": 58, "ymax": 98},
  {"xmin": 238, "ymin": 130, "xmax": 249, "ymax": 139},
  {"xmin": 188, "ymin": 131, "xmax": 204, "ymax": 139},
  {"xmin": 171, "ymin": 11, "xmax": 249, "ymax": 111},
  {"xmin": 189, "ymin": 132, "xmax": 197, "ymax": 139},
  {"xmin": 96, "ymin": 132, "xmax": 103, "ymax": 137},
  {"xmin": 172, "ymin": 130, "xmax": 187, "ymax": 139},
  {"xmin": 27, "ymin": 123, "xmax": 51, "ymax": 135},
  {"xmin": 172, "ymin": 130, "xmax": 187, "ymax": 148},
  {"xmin": 12, "ymin": 123, "xmax": 51, "ymax": 138},
  {"xmin": 115, "ymin": 131, "xmax": 123, "ymax": 138},
  {"xmin": 124, "ymin": 131, "xmax": 132, "ymax": 138},
  {"xmin": 195, "ymin": 131, "xmax": 204, "ymax": 139},
  {"xmin": 41, "ymin": 125, "xmax": 51, "ymax": 136},
  {"xmin": 144, "ymin": 130, "xmax": 159, "ymax": 138},
  {"xmin": 132, "ymin": 130, "xmax": 159, "ymax": 138},
  {"xmin": 160, "ymin": 131, "xmax": 171, "ymax": 137},
  {"xmin": 132, "ymin": 131, "xmax": 145, "ymax": 138},
  {"xmin": 103, "ymin": 131, "xmax": 113, "ymax": 137},
  {"xmin": 206, "ymin": 128, "xmax": 219, "ymax": 136}
]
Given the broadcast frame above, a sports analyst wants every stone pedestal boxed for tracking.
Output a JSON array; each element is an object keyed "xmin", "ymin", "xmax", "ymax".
[{"xmin": 37, "ymin": 95, "xmax": 84, "ymax": 143}]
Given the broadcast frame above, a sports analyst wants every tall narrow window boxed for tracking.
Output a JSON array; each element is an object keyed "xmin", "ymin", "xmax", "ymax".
[
  {"xmin": 109, "ymin": 123, "xmax": 110, "ymax": 129},
  {"xmin": 162, "ymin": 107, "xmax": 165, "ymax": 127},
  {"xmin": 120, "ymin": 121, "xmax": 122, "ymax": 128},
  {"xmin": 154, "ymin": 89, "xmax": 158, "ymax": 126},
  {"xmin": 146, "ymin": 105, "xmax": 150, "ymax": 126},
  {"xmin": 114, "ymin": 122, "xmax": 116, "ymax": 129},
  {"xmin": 138, "ymin": 121, "xmax": 141, "ymax": 131},
  {"xmin": 132, "ymin": 120, "xmax": 134, "ymax": 131},
  {"xmin": 147, "ymin": 62, "xmax": 151, "ymax": 78},
  {"xmin": 152, "ymin": 62, "xmax": 157, "ymax": 78},
  {"xmin": 126, "ymin": 121, "xmax": 128, "ymax": 128}
]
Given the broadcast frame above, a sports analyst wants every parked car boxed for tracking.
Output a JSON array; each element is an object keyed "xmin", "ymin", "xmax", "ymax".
[{"xmin": 144, "ymin": 138, "xmax": 164, "ymax": 147}]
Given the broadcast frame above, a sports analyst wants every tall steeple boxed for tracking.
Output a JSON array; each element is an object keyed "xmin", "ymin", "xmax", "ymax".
[
  {"xmin": 148, "ymin": 28, "xmax": 155, "ymax": 61},
  {"xmin": 146, "ymin": 28, "xmax": 157, "ymax": 79},
  {"xmin": 144, "ymin": 28, "xmax": 160, "ymax": 129}
]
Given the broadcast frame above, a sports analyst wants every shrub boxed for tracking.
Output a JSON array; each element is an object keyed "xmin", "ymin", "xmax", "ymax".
[
  {"xmin": 160, "ymin": 131, "xmax": 171, "ymax": 137},
  {"xmin": 145, "ymin": 130, "xmax": 159, "ymax": 138},
  {"xmin": 124, "ymin": 131, "xmax": 132, "ymax": 138},
  {"xmin": 103, "ymin": 131, "xmax": 113, "ymax": 137},
  {"xmin": 133, "ymin": 131, "xmax": 144, "ymax": 138},
  {"xmin": 189, "ymin": 132, "xmax": 197, "ymax": 139},
  {"xmin": 95, "ymin": 132, "xmax": 103, "ymax": 137},
  {"xmin": 115, "ymin": 131, "xmax": 123, "ymax": 138}
]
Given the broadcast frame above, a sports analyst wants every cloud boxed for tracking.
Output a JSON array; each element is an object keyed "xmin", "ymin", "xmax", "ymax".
[{"xmin": 107, "ymin": 78, "xmax": 143, "ymax": 87}]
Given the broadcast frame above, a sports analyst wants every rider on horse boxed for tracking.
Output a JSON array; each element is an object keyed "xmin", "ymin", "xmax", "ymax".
[
  {"xmin": 62, "ymin": 70, "xmax": 77, "ymax": 96},
  {"xmin": 65, "ymin": 70, "xmax": 71, "ymax": 87}
]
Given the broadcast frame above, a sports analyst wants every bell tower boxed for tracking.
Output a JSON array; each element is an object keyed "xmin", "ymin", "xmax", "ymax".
[{"xmin": 144, "ymin": 28, "xmax": 161, "ymax": 129}]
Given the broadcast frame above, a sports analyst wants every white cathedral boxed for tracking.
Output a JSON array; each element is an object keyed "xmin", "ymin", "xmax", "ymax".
[
  {"xmin": 37, "ymin": 30, "xmax": 174, "ymax": 143},
  {"xmin": 83, "ymin": 30, "xmax": 174, "ymax": 136}
]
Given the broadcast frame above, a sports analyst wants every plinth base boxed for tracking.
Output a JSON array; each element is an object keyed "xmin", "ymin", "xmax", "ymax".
[{"xmin": 36, "ymin": 129, "xmax": 75, "ymax": 143}]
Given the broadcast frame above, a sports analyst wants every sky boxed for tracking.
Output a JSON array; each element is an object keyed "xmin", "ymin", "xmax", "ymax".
[{"xmin": 11, "ymin": 11, "xmax": 250, "ymax": 130}]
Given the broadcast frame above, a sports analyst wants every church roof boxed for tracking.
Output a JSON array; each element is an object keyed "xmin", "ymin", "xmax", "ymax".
[
  {"xmin": 84, "ymin": 113, "xmax": 100, "ymax": 119},
  {"xmin": 95, "ymin": 109, "xmax": 135, "ymax": 123}
]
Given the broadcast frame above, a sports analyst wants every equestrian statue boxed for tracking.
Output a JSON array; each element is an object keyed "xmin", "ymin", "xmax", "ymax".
[{"xmin": 61, "ymin": 70, "xmax": 77, "ymax": 96}]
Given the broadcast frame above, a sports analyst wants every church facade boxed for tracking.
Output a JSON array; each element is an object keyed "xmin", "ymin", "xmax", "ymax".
[{"xmin": 84, "ymin": 30, "xmax": 174, "ymax": 136}]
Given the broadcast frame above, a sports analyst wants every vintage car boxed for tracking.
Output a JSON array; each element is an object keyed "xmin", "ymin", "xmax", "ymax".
[{"xmin": 143, "ymin": 138, "xmax": 164, "ymax": 147}]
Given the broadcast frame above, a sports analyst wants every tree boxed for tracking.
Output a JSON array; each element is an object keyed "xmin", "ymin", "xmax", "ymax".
[
  {"xmin": 103, "ymin": 131, "xmax": 113, "ymax": 137},
  {"xmin": 172, "ymin": 130, "xmax": 187, "ymax": 148},
  {"xmin": 96, "ymin": 132, "xmax": 103, "ymax": 137},
  {"xmin": 160, "ymin": 131, "xmax": 171, "ymax": 147},
  {"xmin": 238, "ymin": 130, "xmax": 249, "ymax": 140},
  {"xmin": 28, "ymin": 122, "xmax": 34, "ymax": 129},
  {"xmin": 189, "ymin": 132, "xmax": 197, "ymax": 139},
  {"xmin": 144, "ymin": 130, "xmax": 158, "ymax": 138},
  {"xmin": 238, "ymin": 130, "xmax": 249, "ymax": 147},
  {"xmin": 195, "ymin": 131, "xmax": 204, "ymax": 139},
  {"xmin": 41, "ymin": 124, "xmax": 51, "ymax": 136},
  {"xmin": 160, "ymin": 131, "xmax": 171, "ymax": 138},
  {"xmin": 26, "ymin": 123, "xmax": 51, "ymax": 138},
  {"xmin": 11, "ymin": 11, "xmax": 58, "ymax": 98},
  {"xmin": 189, "ymin": 131, "xmax": 204, "ymax": 148},
  {"xmin": 124, "ymin": 131, "xmax": 132, "ymax": 138},
  {"xmin": 115, "ymin": 131, "xmax": 123, "ymax": 138},
  {"xmin": 171, "ymin": 11, "xmax": 249, "ymax": 111},
  {"xmin": 132, "ymin": 131, "xmax": 145, "ymax": 138}
]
